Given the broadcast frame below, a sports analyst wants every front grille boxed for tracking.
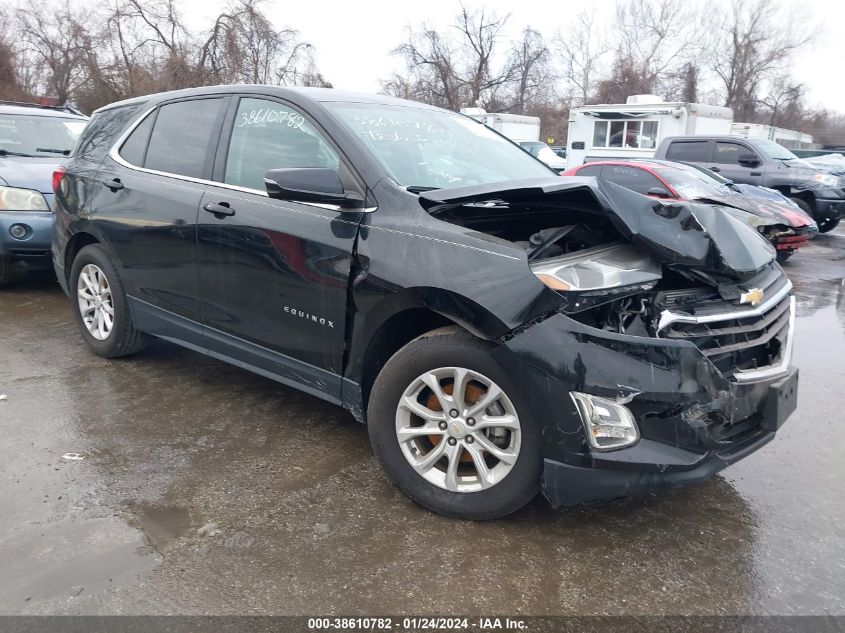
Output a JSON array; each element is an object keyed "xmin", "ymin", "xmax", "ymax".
[{"xmin": 657, "ymin": 275, "xmax": 793, "ymax": 380}]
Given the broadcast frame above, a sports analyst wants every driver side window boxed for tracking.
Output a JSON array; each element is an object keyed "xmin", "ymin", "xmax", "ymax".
[{"xmin": 224, "ymin": 98, "xmax": 340, "ymax": 191}]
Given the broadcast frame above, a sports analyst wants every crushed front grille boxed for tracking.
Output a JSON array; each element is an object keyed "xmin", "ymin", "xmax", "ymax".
[{"xmin": 657, "ymin": 277, "xmax": 793, "ymax": 379}]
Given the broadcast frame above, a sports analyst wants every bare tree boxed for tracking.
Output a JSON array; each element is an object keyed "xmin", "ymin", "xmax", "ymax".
[
  {"xmin": 15, "ymin": 0, "xmax": 93, "ymax": 103},
  {"xmin": 759, "ymin": 78, "xmax": 805, "ymax": 127},
  {"xmin": 200, "ymin": 0, "xmax": 313, "ymax": 86},
  {"xmin": 387, "ymin": 4, "xmax": 510, "ymax": 110},
  {"xmin": 555, "ymin": 10, "xmax": 607, "ymax": 106},
  {"xmin": 503, "ymin": 27, "xmax": 552, "ymax": 113},
  {"xmin": 606, "ymin": 0, "xmax": 702, "ymax": 99},
  {"xmin": 706, "ymin": 0, "xmax": 813, "ymax": 120}
]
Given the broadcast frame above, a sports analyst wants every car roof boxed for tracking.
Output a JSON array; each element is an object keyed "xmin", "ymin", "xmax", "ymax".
[
  {"xmin": 578, "ymin": 159, "xmax": 679, "ymax": 171},
  {"xmin": 0, "ymin": 103, "xmax": 87, "ymax": 119},
  {"xmin": 661, "ymin": 135, "xmax": 757, "ymax": 143},
  {"xmin": 96, "ymin": 85, "xmax": 446, "ymax": 114}
]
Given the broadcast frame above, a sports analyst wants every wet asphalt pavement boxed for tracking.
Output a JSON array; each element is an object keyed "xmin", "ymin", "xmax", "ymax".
[{"xmin": 0, "ymin": 228, "xmax": 843, "ymax": 617}]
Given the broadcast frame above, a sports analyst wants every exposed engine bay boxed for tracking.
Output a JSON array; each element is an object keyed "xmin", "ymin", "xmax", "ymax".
[{"xmin": 421, "ymin": 180, "xmax": 789, "ymax": 380}]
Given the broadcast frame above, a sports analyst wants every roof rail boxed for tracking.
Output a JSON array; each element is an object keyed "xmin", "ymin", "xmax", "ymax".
[{"xmin": 0, "ymin": 100, "xmax": 85, "ymax": 116}]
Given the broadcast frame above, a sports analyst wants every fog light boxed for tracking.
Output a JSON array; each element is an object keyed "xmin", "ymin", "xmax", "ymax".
[
  {"xmin": 9, "ymin": 224, "xmax": 28, "ymax": 239},
  {"xmin": 570, "ymin": 392, "xmax": 639, "ymax": 450}
]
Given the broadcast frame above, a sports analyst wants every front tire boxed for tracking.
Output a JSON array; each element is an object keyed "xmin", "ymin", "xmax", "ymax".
[
  {"xmin": 70, "ymin": 244, "xmax": 148, "ymax": 358},
  {"xmin": 790, "ymin": 197, "xmax": 840, "ymax": 233},
  {"xmin": 367, "ymin": 327, "xmax": 541, "ymax": 520}
]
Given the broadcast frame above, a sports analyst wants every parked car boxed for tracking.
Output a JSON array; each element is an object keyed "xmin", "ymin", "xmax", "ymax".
[
  {"xmin": 549, "ymin": 145, "xmax": 567, "ymax": 160},
  {"xmin": 53, "ymin": 86, "xmax": 797, "ymax": 519},
  {"xmin": 519, "ymin": 141, "xmax": 568, "ymax": 171},
  {"xmin": 655, "ymin": 135, "xmax": 844, "ymax": 232},
  {"xmin": 562, "ymin": 159, "xmax": 817, "ymax": 261},
  {"xmin": 0, "ymin": 101, "xmax": 87, "ymax": 287}
]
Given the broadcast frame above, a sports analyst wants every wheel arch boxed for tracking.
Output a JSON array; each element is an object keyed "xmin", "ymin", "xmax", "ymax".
[
  {"xmin": 64, "ymin": 231, "xmax": 101, "ymax": 285},
  {"xmin": 350, "ymin": 287, "xmax": 510, "ymax": 413}
]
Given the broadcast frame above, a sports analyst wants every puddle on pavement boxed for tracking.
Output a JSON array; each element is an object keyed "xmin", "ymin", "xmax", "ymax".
[{"xmin": 131, "ymin": 504, "xmax": 192, "ymax": 549}]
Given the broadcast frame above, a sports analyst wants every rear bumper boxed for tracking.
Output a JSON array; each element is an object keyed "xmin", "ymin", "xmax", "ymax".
[{"xmin": 0, "ymin": 211, "xmax": 53, "ymax": 268}]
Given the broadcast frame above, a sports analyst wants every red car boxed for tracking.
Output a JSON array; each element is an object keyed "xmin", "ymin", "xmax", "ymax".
[{"xmin": 563, "ymin": 159, "xmax": 816, "ymax": 261}]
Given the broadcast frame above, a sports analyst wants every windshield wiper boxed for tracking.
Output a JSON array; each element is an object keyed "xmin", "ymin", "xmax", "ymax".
[
  {"xmin": 406, "ymin": 185, "xmax": 441, "ymax": 194},
  {"xmin": 0, "ymin": 149, "xmax": 38, "ymax": 158},
  {"xmin": 35, "ymin": 147, "xmax": 71, "ymax": 155}
]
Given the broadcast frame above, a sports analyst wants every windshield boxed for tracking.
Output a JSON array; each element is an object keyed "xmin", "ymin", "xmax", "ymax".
[
  {"xmin": 0, "ymin": 114, "xmax": 86, "ymax": 157},
  {"xmin": 326, "ymin": 103, "xmax": 554, "ymax": 189},
  {"xmin": 753, "ymin": 139, "xmax": 799, "ymax": 161},
  {"xmin": 656, "ymin": 166, "xmax": 732, "ymax": 199}
]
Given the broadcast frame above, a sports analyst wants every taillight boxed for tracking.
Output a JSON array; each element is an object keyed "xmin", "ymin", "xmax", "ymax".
[{"xmin": 52, "ymin": 168, "xmax": 65, "ymax": 194}]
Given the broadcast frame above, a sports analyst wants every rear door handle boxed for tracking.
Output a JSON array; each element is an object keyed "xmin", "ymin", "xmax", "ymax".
[
  {"xmin": 203, "ymin": 201, "xmax": 236, "ymax": 219},
  {"xmin": 751, "ymin": 172, "xmax": 762, "ymax": 176},
  {"xmin": 102, "ymin": 177, "xmax": 124, "ymax": 191}
]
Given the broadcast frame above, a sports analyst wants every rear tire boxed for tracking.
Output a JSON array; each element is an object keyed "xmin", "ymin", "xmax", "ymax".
[
  {"xmin": 367, "ymin": 327, "xmax": 542, "ymax": 520},
  {"xmin": 776, "ymin": 251, "xmax": 793, "ymax": 263},
  {"xmin": 70, "ymin": 244, "xmax": 148, "ymax": 358}
]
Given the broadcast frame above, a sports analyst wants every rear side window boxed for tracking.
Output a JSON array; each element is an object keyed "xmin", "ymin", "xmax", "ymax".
[
  {"xmin": 118, "ymin": 111, "xmax": 155, "ymax": 166},
  {"xmin": 577, "ymin": 165, "xmax": 603, "ymax": 178},
  {"xmin": 712, "ymin": 141, "xmax": 748, "ymax": 165},
  {"xmin": 144, "ymin": 98, "xmax": 225, "ymax": 179},
  {"xmin": 665, "ymin": 140, "xmax": 709, "ymax": 162},
  {"xmin": 74, "ymin": 104, "xmax": 141, "ymax": 161},
  {"xmin": 603, "ymin": 165, "xmax": 663, "ymax": 195}
]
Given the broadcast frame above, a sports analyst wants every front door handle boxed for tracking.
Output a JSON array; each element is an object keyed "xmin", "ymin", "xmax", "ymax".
[
  {"xmin": 709, "ymin": 166, "xmax": 721, "ymax": 173},
  {"xmin": 750, "ymin": 172, "xmax": 762, "ymax": 176},
  {"xmin": 102, "ymin": 177, "xmax": 124, "ymax": 191},
  {"xmin": 203, "ymin": 202, "xmax": 236, "ymax": 219}
]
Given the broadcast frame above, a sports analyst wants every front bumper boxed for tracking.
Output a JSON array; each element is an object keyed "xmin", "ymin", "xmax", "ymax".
[
  {"xmin": 0, "ymin": 210, "xmax": 53, "ymax": 268},
  {"xmin": 494, "ymin": 309, "xmax": 798, "ymax": 507}
]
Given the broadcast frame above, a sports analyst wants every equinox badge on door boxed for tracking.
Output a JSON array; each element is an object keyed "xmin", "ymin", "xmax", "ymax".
[{"xmin": 283, "ymin": 306, "xmax": 335, "ymax": 328}]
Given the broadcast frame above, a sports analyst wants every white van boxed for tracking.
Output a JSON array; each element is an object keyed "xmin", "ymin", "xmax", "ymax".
[{"xmin": 566, "ymin": 95, "xmax": 733, "ymax": 168}]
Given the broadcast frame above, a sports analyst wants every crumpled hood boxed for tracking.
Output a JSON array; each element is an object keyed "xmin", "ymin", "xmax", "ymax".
[
  {"xmin": 420, "ymin": 177, "xmax": 775, "ymax": 281},
  {"xmin": 0, "ymin": 156, "xmax": 63, "ymax": 193},
  {"xmin": 694, "ymin": 193, "xmax": 814, "ymax": 228}
]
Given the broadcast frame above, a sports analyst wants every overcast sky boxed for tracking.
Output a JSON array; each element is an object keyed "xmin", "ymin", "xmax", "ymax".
[{"xmin": 182, "ymin": 0, "xmax": 844, "ymax": 112}]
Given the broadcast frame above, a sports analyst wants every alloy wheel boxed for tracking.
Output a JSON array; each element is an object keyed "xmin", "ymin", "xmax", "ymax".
[
  {"xmin": 77, "ymin": 264, "xmax": 114, "ymax": 341},
  {"xmin": 395, "ymin": 367, "xmax": 522, "ymax": 493}
]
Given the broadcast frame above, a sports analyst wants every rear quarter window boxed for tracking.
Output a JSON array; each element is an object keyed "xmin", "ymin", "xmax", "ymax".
[
  {"xmin": 73, "ymin": 104, "xmax": 143, "ymax": 162},
  {"xmin": 665, "ymin": 140, "xmax": 710, "ymax": 162}
]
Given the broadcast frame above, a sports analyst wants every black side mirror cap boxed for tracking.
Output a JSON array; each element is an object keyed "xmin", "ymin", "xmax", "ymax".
[
  {"xmin": 264, "ymin": 168, "xmax": 365, "ymax": 209},
  {"xmin": 646, "ymin": 187, "xmax": 671, "ymax": 198},
  {"xmin": 738, "ymin": 154, "xmax": 761, "ymax": 167}
]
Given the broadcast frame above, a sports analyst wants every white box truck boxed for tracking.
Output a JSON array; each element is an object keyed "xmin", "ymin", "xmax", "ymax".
[
  {"xmin": 566, "ymin": 95, "xmax": 733, "ymax": 168},
  {"xmin": 731, "ymin": 122, "xmax": 814, "ymax": 150},
  {"xmin": 460, "ymin": 108, "xmax": 541, "ymax": 143}
]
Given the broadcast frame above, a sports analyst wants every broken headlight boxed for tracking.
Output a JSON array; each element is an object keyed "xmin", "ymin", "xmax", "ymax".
[{"xmin": 531, "ymin": 243, "xmax": 661, "ymax": 312}]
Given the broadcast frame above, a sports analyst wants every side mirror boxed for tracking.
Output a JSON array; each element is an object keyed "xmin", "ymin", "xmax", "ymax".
[
  {"xmin": 738, "ymin": 154, "xmax": 760, "ymax": 167},
  {"xmin": 646, "ymin": 187, "xmax": 671, "ymax": 198},
  {"xmin": 264, "ymin": 168, "xmax": 364, "ymax": 209}
]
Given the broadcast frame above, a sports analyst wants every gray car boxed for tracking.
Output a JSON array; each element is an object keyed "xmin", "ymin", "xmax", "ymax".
[{"xmin": 655, "ymin": 136, "xmax": 844, "ymax": 232}]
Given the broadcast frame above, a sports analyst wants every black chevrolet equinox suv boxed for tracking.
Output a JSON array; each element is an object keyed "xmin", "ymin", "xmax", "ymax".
[{"xmin": 53, "ymin": 86, "xmax": 798, "ymax": 519}]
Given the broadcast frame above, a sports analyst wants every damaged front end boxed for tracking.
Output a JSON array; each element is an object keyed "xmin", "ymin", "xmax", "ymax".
[{"xmin": 421, "ymin": 178, "xmax": 798, "ymax": 506}]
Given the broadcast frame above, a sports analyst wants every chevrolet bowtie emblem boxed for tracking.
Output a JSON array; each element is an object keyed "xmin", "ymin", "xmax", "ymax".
[{"xmin": 740, "ymin": 287, "xmax": 764, "ymax": 306}]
